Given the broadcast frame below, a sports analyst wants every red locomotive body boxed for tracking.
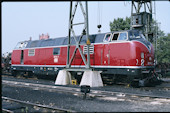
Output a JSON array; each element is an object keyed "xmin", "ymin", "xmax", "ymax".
[{"xmin": 11, "ymin": 30, "xmax": 155, "ymax": 83}]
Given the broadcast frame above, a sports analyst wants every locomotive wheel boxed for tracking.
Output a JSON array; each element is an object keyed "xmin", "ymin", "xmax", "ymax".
[
  {"xmin": 11, "ymin": 71, "xmax": 18, "ymax": 77},
  {"xmin": 130, "ymin": 79, "xmax": 140, "ymax": 88},
  {"xmin": 37, "ymin": 74, "xmax": 45, "ymax": 79},
  {"xmin": 27, "ymin": 71, "xmax": 35, "ymax": 78},
  {"xmin": 101, "ymin": 74, "xmax": 116, "ymax": 85}
]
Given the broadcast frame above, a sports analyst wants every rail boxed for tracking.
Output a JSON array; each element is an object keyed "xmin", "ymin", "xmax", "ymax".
[
  {"xmin": 2, "ymin": 96, "xmax": 76, "ymax": 113},
  {"xmin": 3, "ymin": 79, "xmax": 170, "ymax": 99}
]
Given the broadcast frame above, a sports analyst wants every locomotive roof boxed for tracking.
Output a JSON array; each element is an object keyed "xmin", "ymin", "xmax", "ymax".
[
  {"xmin": 25, "ymin": 33, "xmax": 106, "ymax": 48},
  {"xmin": 16, "ymin": 30, "xmax": 138, "ymax": 49}
]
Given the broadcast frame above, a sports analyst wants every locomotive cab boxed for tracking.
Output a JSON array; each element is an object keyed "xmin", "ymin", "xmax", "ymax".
[
  {"xmin": 101, "ymin": 30, "xmax": 155, "ymax": 85},
  {"xmin": 128, "ymin": 30, "xmax": 154, "ymax": 67}
]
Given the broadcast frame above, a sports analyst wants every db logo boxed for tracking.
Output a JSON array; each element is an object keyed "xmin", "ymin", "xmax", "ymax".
[{"xmin": 54, "ymin": 56, "xmax": 59, "ymax": 63}]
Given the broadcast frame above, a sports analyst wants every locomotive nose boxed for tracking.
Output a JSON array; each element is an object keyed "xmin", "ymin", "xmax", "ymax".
[
  {"xmin": 140, "ymin": 38, "xmax": 153, "ymax": 53},
  {"xmin": 136, "ymin": 38, "xmax": 153, "ymax": 53}
]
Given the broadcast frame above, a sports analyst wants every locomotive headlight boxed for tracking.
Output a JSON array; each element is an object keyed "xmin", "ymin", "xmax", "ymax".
[{"xmin": 141, "ymin": 52, "xmax": 144, "ymax": 59}]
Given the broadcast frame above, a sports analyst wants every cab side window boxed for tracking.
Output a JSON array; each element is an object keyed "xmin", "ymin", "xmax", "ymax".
[
  {"xmin": 112, "ymin": 33, "xmax": 119, "ymax": 41},
  {"xmin": 103, "ymin": 33, "xmax": 112, "ymax": 42},
  {"xmin": 15, "ymin": 42, "xmax": 28, "ymax": 49},
  {"xmin": 118, "ymin": 32, "xmax": 127, "ymax": 40}
]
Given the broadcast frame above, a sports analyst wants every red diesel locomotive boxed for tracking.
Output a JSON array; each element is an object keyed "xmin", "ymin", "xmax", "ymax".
[{"xmin": 11, "ymin": 30, "xmax": 155, "ymax": 84}]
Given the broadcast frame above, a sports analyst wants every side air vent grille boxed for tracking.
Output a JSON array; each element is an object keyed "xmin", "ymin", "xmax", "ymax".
[
  {"xmin": 83, "ymin": 45, "xmax": 94, "ymax": 54},
  {"xmin": 28, "ymin": 49, "xmax": 35, "ymax": 56}
]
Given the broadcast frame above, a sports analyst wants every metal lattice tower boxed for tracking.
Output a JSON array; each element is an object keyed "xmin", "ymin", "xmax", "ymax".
[
  {"xmin": 66, "ymin": 1, "xmax": 91, "ymax": 69},
  {"xmin": 131, "ymin": 0, "xmax": 153, "ymax": 41}
]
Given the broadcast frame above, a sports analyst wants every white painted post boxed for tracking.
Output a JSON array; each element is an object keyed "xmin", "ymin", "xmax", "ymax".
[
  {"xmin": 80, "ymin": 70, "xmax": 103, "ymax": 87},
  {"xmin": 55, "ymin": 70, "xmax": 71, "ymax": 85}
]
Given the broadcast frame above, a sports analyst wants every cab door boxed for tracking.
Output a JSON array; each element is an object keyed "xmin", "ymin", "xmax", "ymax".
[
  {"xmin": 20, "ymin": 50, "xmax": 24, "ymax": 64},
  {"xmin": 102, "ymin": 33, "xmax": 112, "ymax": 66}
]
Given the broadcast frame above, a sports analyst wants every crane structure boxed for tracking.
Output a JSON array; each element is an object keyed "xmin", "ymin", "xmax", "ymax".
[{"xmin": 131, "ymin": 0, "xmax": 153, "ymax": 41}]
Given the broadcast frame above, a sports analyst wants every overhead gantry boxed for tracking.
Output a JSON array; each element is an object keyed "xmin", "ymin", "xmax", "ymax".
[{"xmin": 55, "ymin": 1, "xmax": 103, "ymax": 87}]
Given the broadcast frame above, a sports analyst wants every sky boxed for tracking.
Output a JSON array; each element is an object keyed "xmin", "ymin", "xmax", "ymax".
[{"xmin": 2, "ymin": 1, "xmax": 170, "ymax": 54}]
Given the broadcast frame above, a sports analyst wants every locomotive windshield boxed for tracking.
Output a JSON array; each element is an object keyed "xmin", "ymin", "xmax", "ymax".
[{"xmin": 129, "ymin": 30, "xmax": 146, "ymax": 40}]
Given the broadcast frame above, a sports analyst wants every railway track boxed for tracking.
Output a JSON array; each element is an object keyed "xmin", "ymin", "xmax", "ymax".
[
  {"xmin": 2, "ymin": 96, "xmax": 76, "ymax": 113},
  {"xmin": 2, "ymin": 78, "xmax": 170, "ymax": 112},
  {"xmin": 2, "ymin": 79, "xmax": 170, "ymax": 100},
  {"xmin": 2, "ymin": 72, "xmax": 170, "ymax": 87},
  {"xmin": 2, "ymin": 73, "xmax": 38, "ymax": 80},
  {"xmin": 2, "ymin": 72, "xmax": 170, "ymax": 88}
]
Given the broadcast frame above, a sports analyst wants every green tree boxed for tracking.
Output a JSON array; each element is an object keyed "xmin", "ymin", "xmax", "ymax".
[
  {"xmin": 110, "ymin": 17, "xmax": 130, "ymax": 32},
  {"xmin": 156, "ymin": 34, "xmax": 170, "ymax": 63}
]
